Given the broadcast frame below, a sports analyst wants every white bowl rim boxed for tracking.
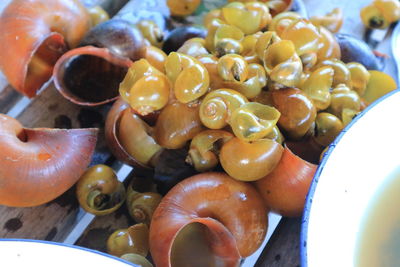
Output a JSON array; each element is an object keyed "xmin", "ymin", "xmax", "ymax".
[
  {"xmin": 0, "ymin": 238, "xmax": 136, "ymax": 266},
  {"xmin": 300, "ymin": 88, "xmax": 400, "ymax": 266}
]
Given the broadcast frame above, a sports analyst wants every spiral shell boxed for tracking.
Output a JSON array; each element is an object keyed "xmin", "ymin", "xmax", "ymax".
[
  {"xmin": 263, "ymin": 40, "xmax": 303, "ymax": 88},
  {"xmin": 165, "ymin": 52, "xmax": 210, "ymax": 103},
  {"xmin": 229, "ymin": 102, "xmax": 281, "ymax": 142},
  {"xmin": 301, "ymin": 66, "xmax": 334, "ymax": 111},
  {"xmin": 126, "ymin": 181, "xmax": 162, "ymax": 225},
  {"xmin": 76, "ymin": 165, "xmax": 126, "ymax": 216},
  {"xmin": 199, "ymin": 89, "xmax": 248, "ymax": 129},
  {"xmin": 187, "ymin": 130, "xmax": 234, "ymax": 172},
  {"xmin": 150, "ymin": 172, "xmax": 268, "ymax": 267}
]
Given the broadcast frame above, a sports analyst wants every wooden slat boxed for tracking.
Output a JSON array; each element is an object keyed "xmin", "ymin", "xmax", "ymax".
[
  {"xmin": 0, "ymin": 0, "xmax": 129, "ymax": 242},
  {"xmin": 0, "ymin": 72, "xmax": 8, "ymax": 92},
  {"xmin": 255, "ymin": 218, "xmax": 302, "ymax": 267},
  {"xmin": 0, "ymin": 86, "xmax": 23, "ymax": 114},
  {"xmin": 0, "ymin": 188, "xmax": 80, "ymax": 241},
  {"xmin": 74, "ymin": 197, "xmax": 134, "ymax": 253},
  {"xmin": 98, "ymin": 0, "xmax": 130, "ymax": 17}
]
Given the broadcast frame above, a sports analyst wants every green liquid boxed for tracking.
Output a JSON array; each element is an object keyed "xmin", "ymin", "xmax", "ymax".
[{"xmin": 355, "ymin": 167, "xmax": 400, "ymax": 267}]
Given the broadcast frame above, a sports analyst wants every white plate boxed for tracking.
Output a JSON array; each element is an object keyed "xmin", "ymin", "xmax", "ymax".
[
  {"xmin": 301, "ymin": 89, "xmax": 400, "ymax": 267},
  {"xmin": 0, "ymin": 239, "xmax": 134, "ymax": 267}
]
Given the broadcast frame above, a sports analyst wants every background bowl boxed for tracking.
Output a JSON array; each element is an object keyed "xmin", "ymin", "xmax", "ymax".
[
  {"xmin": 301, "ymin": 89, "xmax": 400, "ymax": 267},
  {"xmin": 0, "ymin": 239, "xmax": 135, "ymax": 267}
]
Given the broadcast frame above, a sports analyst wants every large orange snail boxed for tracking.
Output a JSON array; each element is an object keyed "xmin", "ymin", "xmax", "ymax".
[
  {"xmin": 0, "ymin": 114, "xmax": 97, "ymax": 207},
  {"xmin": 254, "ymin": 145, "xmax": 317, "ymax": 217},
  {"xmin": 0, "ymin": 0, "xmax": 91, "ymax": 97},
  {"xmin": 149, "ymin": 172, "xmax": 267, "ymax": 267}
]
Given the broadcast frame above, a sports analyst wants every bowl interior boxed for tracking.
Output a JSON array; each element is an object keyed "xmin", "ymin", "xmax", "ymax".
[{"xmin": 301, "ymin": 89, "xmax": 400, "ymax": 267}]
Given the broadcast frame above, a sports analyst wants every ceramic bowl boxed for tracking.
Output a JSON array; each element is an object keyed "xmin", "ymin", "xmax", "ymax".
[
  {"xmin": 0, "ymin": 239, "xmax": 135, "ymax": 267},
  {"xmin": 301, "ymin": 89, "xmax": 400, "ymax": 267}
]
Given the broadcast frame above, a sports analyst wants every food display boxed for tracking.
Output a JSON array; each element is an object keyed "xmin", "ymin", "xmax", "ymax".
[{"xmin": 0, "ymin": 0, "xmax": 398, "ymax": 266}]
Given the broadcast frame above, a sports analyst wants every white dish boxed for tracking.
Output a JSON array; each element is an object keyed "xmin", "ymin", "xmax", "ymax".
[
  {"xmin": 301, "ymin": 89, "xmax": 400, "ymax": 267},
  {"xmin": 0, "ymin": 239, "xmax": 134, "ymax": 267}
]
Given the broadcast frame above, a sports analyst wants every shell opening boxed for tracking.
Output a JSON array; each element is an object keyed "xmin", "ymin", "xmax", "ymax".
[
  {"xmin": 58, "ymin": 54, "xmax": 129, "ymax": 104},
  {"xmin": 16, "ymin": 130, "xmax": 28, "ymax": 143},
  {"xmin": 87, "ymin": 190, "xmax": 111, "ymax": 210},
  {"xmin": 170, "ymin": 223, "xmax": 235, "ymax": 267},
  {"xmin": 26, "ymin": 34, "xmax": 67, "ymax": 96}
]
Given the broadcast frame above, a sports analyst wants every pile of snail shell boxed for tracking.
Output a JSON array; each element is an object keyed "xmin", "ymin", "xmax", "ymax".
[{"xmin": 0, "ymin": 0, "xmax": 397, "ymax": 266}]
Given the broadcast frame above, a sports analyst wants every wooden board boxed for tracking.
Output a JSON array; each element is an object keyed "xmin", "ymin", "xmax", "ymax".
[{"xmin": 255, "ymin": 218, "xmax": 302, "ymax": 267}]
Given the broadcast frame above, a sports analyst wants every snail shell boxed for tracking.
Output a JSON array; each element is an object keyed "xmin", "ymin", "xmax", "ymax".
[
  {"xmin": 0, "ymin": 114, "xmax": 97, "ymax": 207},
  {"xmin": 76, "ymin": 164, "xmax": 126, "ymax": 216},
  {"xmin": 150, "ymin": 172, "xmax": 268, "ymax": 267},
  {"xmin": 53, "ymin": 19, "xmax": 145, "ymax": 106},
  {"xmin": 104, "ymin": 98, "xmax": 155, "ymax": 172},
  {"xmin": 254, "ymin": 145, "xmax": 317, "ymax": 217},
  {"xmin": 0, "ymin": 0, "xmax": 91, "ymax": 97}
]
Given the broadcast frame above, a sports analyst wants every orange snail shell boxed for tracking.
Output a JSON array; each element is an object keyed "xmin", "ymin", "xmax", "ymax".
[
  {"xmin": 150, "ymin": 172, "xmax": 268, "ymax": 267},
  {"xmin": 0, "ymin": 114, "xmax": 98, "ymax": 207},
  {"xmin": 0, "ymin": 0, "xmax": 91, "ymax": 97},
  {"xmin": 254, "ymin": 145, "xmax": 317, "ymax": 217}
]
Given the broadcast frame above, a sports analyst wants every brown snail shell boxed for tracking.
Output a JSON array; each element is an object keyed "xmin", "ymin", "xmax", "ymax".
[
  {"xmin": 107, "ymin": 223, "xmax": 150, "ymax": 258},
  {"xmin": 76, "ymin": 164, "xmax": 126, "ymax": 216},
  {"xmin": 104, "ymin": 98, "xmax": 155, "ymax": 173},
  {"xmin": 53, "ymin": 46, "xmax": 132, "ymax": 106},
  {"xmin": 52, "ymin": 19, "xmax": 145, "ymax": 106}
]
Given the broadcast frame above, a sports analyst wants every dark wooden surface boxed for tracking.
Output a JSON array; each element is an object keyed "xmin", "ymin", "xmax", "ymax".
[
  {"xmin": 0, "ymin": 86, "xmax": 23, "ymax": 114},
  {"xmin": 256, "ymin": 218, "xmax": 302, "ymax": 267}
]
